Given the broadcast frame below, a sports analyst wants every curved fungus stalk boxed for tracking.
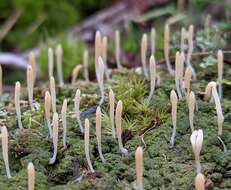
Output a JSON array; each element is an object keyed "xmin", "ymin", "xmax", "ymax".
[
  {"xmin": 1, "ymin": 126, "xmax": 11, "ymax": 178},
  {"xmin": 49, "ymin": 112, "xmax": 59, "ymax": 164},
  {"xmin": 45, "ymin": 91, "xmax": 52, "ymax": 138},
  {"xmin": 115, "ymin": 100, "xmax": 128, "ymax": 155},
  {"xmin": 190, "ymin": 129, "xmax": 203, "ymax": 174},
  {"xmin": 217, "ymin": 50, "xmax": 223, "ymax": 100},
  {"xmin": 61, "ymin": 99, "xmax": 67, "ymax": 149},
  {"xmin": 48, "ymin": 47, "xmax": 54, "ymax": 78},
  {"xmin": 135, "ymin": 146, "xmax": 144, "ymax": 190},
  {"xmin": 115, "ymin": 30, "xmax": 122, "ymax": 69},
  {"xmin": 50, "ymin": 76, "xmax": 56, "ymax": 113},
  {"xmin": 56, "ymin": 44, "xmax": 64, "ymax": 86},
  {"xmin": 175, "ymin": 51, "xmax": 182, "ymax": 99},
  {"xmin": 184, "ymin": 66, "xmax": 193, "ymax": 102},
  {"xmin": 27, "ymin": 65, "xmax": 34, "ymax": 110},
  {"xmin": 84, "ymin": 118, "xmax": 95, "ymax": 173},
  {"xmin": 71, "ymin": 64, "xmax": 83, "ymax": 84},
  {"xmin": 195, "ymin": 173, "xmax": 205, "ymax": 190},
  {"xmin": 151, "ymin": 27, "xmax": 156, "ymax": 55},
  {"xmin": 28, "ymin": 51, "xmax": 36, "ymax": 82},
  {"xmin": 141, "ymin": 33, "xmax": 148, "ymax": 78},
  {"xmin": 74, "ymin": 89, "xmax": 84, "ymax": 133},
  {"xmin": 97, "ymin": 57, "xmax": 105, "ymax": 105},
  {"xmin": 0, "ymin": 65, "xmax": 2, "ymax": 96},
  {"xmin": 180, "ymin": 27, "xmax": 186, "ymax": 52},
  {"xmin": 83, "ymin": 49, "xmax": 89, "ymax": 82},
  {"xmin": 96, "ymin": 106, "xmax": 105, "ymax": 162},
  {"xmin": 27, "ymin": 162, "xmax": 35, "ymax": 190},
  {"xmin": 189, "ymin": 91, "xmax": 196, "ymax": 132},
  {"xmin": 102, "ymin": 36, "xmax": 110, "ymax": 80},
  {"xmin": 147, "ymin": 55, "xmax": 156, "ymax": 103},
  {"xmin": 169, "ymin": 90, "xmax": 178, "ymax": 147},
  {"xmin": 109, "ymin": 88, "xmax": 116, "ymax": 138},
  {"xmin": 15, "ymin": 81, "xmax": 23, "ymax": 129}
]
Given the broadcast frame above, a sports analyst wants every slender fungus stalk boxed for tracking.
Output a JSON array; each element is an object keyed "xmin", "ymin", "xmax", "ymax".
[
  {"xmin": 195, "ymin": 173, "xmax": 205, "ymax": 190},
  {"xmin": 50, "ymin": 77, "xmax": 56, "ymax": 113},
  {"xmin": 180, "ymin": 27, "xmax": 186, "ymax": 52},
  {"xmin": 84, "ymin": 118, "xmax": 95, "ymax": 173},
  {"xmin": 102, "ymin": 36, "xmax": 110, "ymax": 80},
  {"xmin": 1, "ymin": 126, "xmax": 11, "ymax": 178},
  {"xmin": 141, "ymin": 33, "xmax": 148, "ymax": 79},
  {"xmin": 179, "ymin": 52, "xmax": 185, "ymax": 93},
  {"xmin": 56, "ymin": 44, "xmax": 64, "ymax": 86},
  {"xmin": 28, "ymin": 51, "xmax": 36, "ymax": 82},
  {"xmin": 217, "ymin": 50, "xmax": 223, "ymax": 100},
  {"xmin": 147, "ymin": 55, "xmax": 156, "ymax": 103},
  {"xmin": 190, "ymin": 129, "xmax": 203, "ymax": 173},
  {"xmin": 97, "ymin": 57, "xmax": 105, "ymax": 105},
  {"xmin": 83, "ymin": 50, "xmax": 89, "ymax": 82},
  {"xmin": 45, "ymin": 91, "xmax": 52, "ymax": 138},
  {"xmin": 189, "ymin": 91, "xmax": 196, "ymax": 132},
  {"xmin": 151, "ymin": 27, "xmax": 156, "ymax": 55},
  {"xmin": 170, "ymin": 90, "xmax": 178, "ymax": 147},
  {"xmin": 95, "ymin": 30, "xmax": 102, "ymax": 81},
  {"xmin": 109, "ymin": 88, "xmax": 116, "ymax": 138},
  {"xmin": 74, "ymin": 89, "xmax": 84, "ymax": 133},
  {"xmin": 27, "ymin": 65, "xmax": 34, "ymax": 110},
  {"xmin": 175, "ymin": 51, "xmax": 182, "ymax": 99},
  {"xmin": 135, "ymin": 146, "xmax": 143, "ymax": 190},
  {"xmin": 0, "ymin": 65, "xmax": 2, "ymax": 96},
  {"xmin": 164, "ymin": 24, "xmax": 174, "ymax": 76},
  {"xmin": 49, "ymin": 112, "xmax": 59, "ymax": 164},
  {"xmin": 115, "ymin": 100, "xmax": 128, "ymax": 155},
  {"xmin": 115, "ymin": 30, "xmax": 122, "ymax": 69},
  {"xmin": 184, "ymin": 66, "xmax": 193, "ymax": 102},
  {"xmin": 71, "ymin": 64, "xmax": 83, "ymax": 84},
  {"xmin": 61, "ymin": 99, "xmax": 67, "ymax": 149},
  {"xmin": 96, "ymin": 106, "xmax": 105, "ymax": 162},
  {"xmin": 48, "ymin": 48, "xmax": 54, "ymax": 78},
  {"xmin": 27, "ymin": 162, "xmax": 35, "ymax": 190},
  {"xmin": 15, "ymin": 81, "xmax": 23, "ymax": 129}
]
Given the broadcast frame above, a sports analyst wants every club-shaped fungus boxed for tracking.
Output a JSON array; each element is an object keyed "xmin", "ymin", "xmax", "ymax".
[
  {"xmin": 175, "ymin": 51, "xmax": 182, "ymax": 99},
  {"xmin": 97, "ymin": 57, "xmax": 105, "ymax": 105},
  {"xmin": 49, "ymin": 112, "xmax": 59, "ymax": 164},
  {"xmin": 56, "ymin": 44, "xmax": 64, "ymax": 86},
  {"xmin": 15, "ymin": 81, "xmax": 23, "ymax": 129},
  {"xmin": 1, "ymin": 126, "xmax": 11, "ymax": 178},
  {"xmin": 179, "ymin": 52, "xmax": 185, "ymax": 93},
  {"xmin": 180, "ymin": 27, "xmax": 186, "ymax": 52},
  {"xmin": 45, "ymin": 91, "xmax": 52, "ymax": 138},
  {"xmin": 28, "ymin": 51, "xmax": 36, "ymax": 82},
  {"xmin": 195, "ymin": 173, "xmax": 205, "ymax": 190},
  {"xmin": 109, "ymin": 88, "xmax": 116, "ymax": 138},
  {"xmin": 217, "ymin": 50, "xmax": 223, "ymax": 100},
  {"xmin": 164, "ymin": 24, "xmax": 174, "ymax": 76},
  {"xmin": 83, "ymin": 49, "xmax": 89, "ymax": 82},
  {"xmin": 190, "ymin": 129, "xmax": 203, "ymax": 173},
  {"xmin": 27, "ymin": 162, "xmax": 35, "ymax": 190},
  {"xmin": 170, "ymin": 90, "xmax": 178, "ymax": 147},
  {"xmin": 135, "ymin": 146, "xmax": 143, "ymax": 190},
  {"xmin": 147, "ymin": 55, "xmax": 156, "ymax": 103},
  {"xmin": 61, "ymin": 99, "xmax": 67, "ymax": 149},
  {"xmin": 151, "ymin": 27, "xmax": 156, "ymax": 55},
  {"xmin": 71, "ymin": 64, "xmax": 83, "ymax": 84},
  {"xmin": 95, "ymin": 30, "xmax": 102, "ymax": 82},
  {"xmin": 74, "ymin": 89, "xmax": 84, "ymax": 133},
  {"xmin": 84, "ymin": 118, "xmax": 95, "ymax": 173},
  {"xmin": 50, "ymin": 77, "xmax": 56, "ymax": 113},
  {"xmin": 96, "ymin": 106, "xmax": 105, "ymax": 162},
  {"xmin": 115, "ymin": 30, "xmax": 122, "ymax": 69},
  {"xmin": 184, "ymin": 66, "xmax": 193, "ymax": 102},
  {"xmin": 48, "ymin": 47, "xmax": 54, "ymax": 78},
  {"xmin": 27, "ymin": 65, "xmax": 34, "ymax": 110},
  {"xmin": 189, "ymin": 91, "xmax": 196, "ymax": 132},
  {"xmin": 0, "ymin": 65, "xmax": 2, "ymax": 96},
  {"xmin": 141, "ymin": 33, "xmax": 148, "ymax": 79},
  {"xmin": 115, "ymin": 100, "xmax": 128, "ymax": 155},
  {"xmin": 102, "ymin": 36, "xmax": 110, "ymax": 80}
]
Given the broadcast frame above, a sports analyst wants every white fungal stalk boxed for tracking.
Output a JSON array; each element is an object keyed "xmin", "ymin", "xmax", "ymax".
[
  {"xmin": 49, "ymin": 112, "xmax": 59, "ymax": 164},
  {"xmin": 74, "ymin": 89, "xmax": 84, "ymax": 133},
  {"xmin": 97, "ymin": 57, "xmax": 105, "ymax": 105},
  {"xmin": 141, "ymin": 33, "xmax": 148, "ymax": 79},
  {"xmin": 83, "ymin": 49, "xmax": 89, "ymax": 82},
  {"xmin": 50, "ymin": 77, "xmax": 56, "ymax": 113},
  {"xmin": 195, "ymin": 173, "xmax": 205, "ymax": 190},
  {"xmin": 147, "ymin": 55, "xmax": 156, "ymax": 103},
  {"xmin": 175, "ymin": 51, "xmax": 182, "ymax": 99},
  {"xmin": 95, "ymin": 30, "xmax": 102, "ymax": 81},
  {"xmin": 189, "ymin": 91, "xmax": 196, "ymax": 132},
  {"xmin": 184, "ymin": 66, "xmax": 193, "ymax": 102},
  {"xmin": 179, "ymin": 52, "xmax": 185, "ymax": 93},
  {"xmin": 56, "ymin": 44, "xmax": 64, "ymax": 86},
  {"xmin": 170, "ymin": 90, "xmax": 178, "ymax": 147},
  {"xmin": 61, "ymin": 99, "xmax": 67, "ymax": 149},
  {"xmin": 96, "ymin": 106, "xmax": 105, "ymax": 162},
  {"xmin": 28, "ymin": 51, "xmax": 36, "ymax": 83},
  {"xmin": 45, "ymin": 91, "xmax": 52, "ymax": 138},
  {"xmin": 1, "ymin": 126, "xmax": 11, "ymax": 178},
  {"xmin": 102, "ymin": 36, "xmax": 110, "ymax": 80},
  {"xmin": 115, "ymin": 30, "xmax": 122, "ymax": 69},
  {"xmin": 84, "ymin": 118, "xmax": 95, "ymax": 173},
  {"xmin": 15, "ymin": 81, "xmax": 23, "ymax": 129},
  {"xmin": 71, "ymin": 64, "xmax": 83, "ymax": 84},
  {"xmin": 27, "ymin": 162, "xmax": 35, "ymax": 190},
  {"xmin": 0, "ymin": 65, "xmax": 2, "ymax": 96},
  {"xmin": 115, "ymin": 100, "xmax": 128, "ymax": 155},
  {"xmin": 217, "ymin": 50, "xmax": 223, "ymax": 100},
  {"xmin": 27, "ymin": 65, "xmax": 34, "ymax": 110},
  {"xmin": 190, "ymin": 129, "xmax": 203, "ymax": 173},
  {"xmin": 109, "ymin": 88, "xmax": 116, "ymax": 138},
  {"xmin": 48, "ymin": 47, "xmax": 54, "ymax": 78},
  {"xmin": 135, "ymin": 146, "xmax": 143, "ymax": 190},
  {"xmin": 151, "ymin": 27, "xmax": 156, "ymax": 55}
]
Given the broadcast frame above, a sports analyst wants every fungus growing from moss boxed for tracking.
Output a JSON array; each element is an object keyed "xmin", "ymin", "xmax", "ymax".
[
  {"xmin": 170, "ymin": 90, "xmax": 178, "ymax": 147},
  {"xmin": 115, "ymin": 100, "xmax": 128, "ymax": 155},
  {"xmin": 84, "ymin": 118, "xmax": 95, "ymax": 173},
  {"xmin": 50, "ymin": 77, "xmax": 56, "ymax": 113},
  {"xmin": 48, "ymin": 47, "xmax": 54, "ymax": 78},
  {"xmin": 15, "ymin": 81, "xmax": 23, "ymax": 129},
  {"xmin": 217, "ymin": 50, "xmax": 223, "ymax": 100},
  {"xmin": 115, "ymin": 30, "xmax": 122, "ymax": 69},
  {"xmin": 179, "ymin": 52, "xmax": 185, "ymax": 93},
  {"xmin": 97, "ymin": 57, "xmax": 105, "ymax": 105},
  {"xmin": 95, "ymin": 30, "xmax": 102, "ymax": 81},
  {"xmin": 1, "ymin": 126, "xmax": 11, "ymax": 178},
  {"xmin": 190, "ymin": 129, "xmax": 203, "ymax": 173},
  {"xmin": 135, "ymin": 146, "xmax": 143, "ymax": 190},
  {"xmin": 56, "ymin": 44, "xmax": 64, "ymax": 86},
  {"xmin": 184, "ymin": 66, "xmax": 193, "ymax": 102},
  {"xmin": 83, "ymin": 49, "xmax": 89, "ymax": 82},
  {"xmin": 195, "ymin": 173, "xmax": 205, "ymax": 190},
  {"xmin": 71, "ymin": 64, "xmax": 83, "ymax": 84},
  {"xmin": 141, "ymin": 33, "xmax": 148, "ymax": 78},
  {"xmin": 28, "ymin": 51, "xmax": 36, "ymax": 82},
  {"xmin": 45, "ymin": 91, "xmax": 52, "ymax": 138},
  {"xmin": 49, "ymin": 112, "xmax": 59, "ymax": 164},
  {"xmin": 74, "ymin": 89, "xmax": 84, "ymax": 133},
  {"xmin": 147, "ymin": 55, "xmax": 156, "ymax": 103},
  {"xmin": 27, "ymin": 162, "xmax": 35, "ymax": 190},
  {"xmin": 27, "ymin": 65, "xmax": 34, "ymax": 110},
  {"xmin": 175, "ymin": 51, "xmax": 182, "ymax": 99},
  {"xmin": 151, "ymin": 27, "xmax": 156, "ymax": 55},
  {"xmin": 109, "ymin": 88, "xmax": 116, "ymax": 138},
  {"xmin": 189, "ymin": 91, "xmax": 196, "ymax": 132},
  {"xmin": 102, "ymin": 36, "xmax": 110, "ymax": 80},
  {"xmin": 61, "ymin": 99, "xmax": 67, "ymax": 149}
]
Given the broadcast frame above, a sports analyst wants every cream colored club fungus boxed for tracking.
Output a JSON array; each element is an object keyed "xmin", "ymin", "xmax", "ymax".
[
  {"xmin": 102, "ymin": 36, "xmax": 110, "ymax": 80},
  {"xmin": 95, "ymin": 30, "xmax": 102, "ymax": 81},
  {"xmin": 195, "ymin": 173, "xmax": 205, "ymax": 190},
  {"xmin": 45, "ymin": 91, "xmax": 52, "ymax": 138},
  {"xmin": 97, "ymin": 57, "xmax": 105, "ymax": 105},
  {"xmin": 96, "ymin": 106, "xmax": 105, "ymax": 162},
  {"xmin": 84, "ymin": 118, "xmax": 95, "ymax": 173},
  {"xmin": 74, "ymin": 89, "xmax": 84, "ymax": 133},
  {"xmin": 56, "ymin": 44, "xmax": 64, "ymax": 86},
  {"xmin": 151, "ymin": 27, "xmax": 156, "ymax": 55},
  {"xmin": 217, "ymin": 50, "xmax": 223, "ymax": 100},
  {"xmin": 169, "ymin": 90, "xmax": 178, "ymax": 147},
  {"xmin": 15, "ymin": 81, "xmax": 23, "ymax": 129},
  {"xmin": 115, "ymin": 100, "xmax": 128, "ymax": 155},
  {"xmin": 190, "ymin": 129, "xmax": 203, "ymax": 173},
  {"xmin": 175, "ymin": 51, "xmax": 182, "ymax": 99},
  {"xmin": 49, "ymin": 112, "xmax": 59, "ymax": 164},
  {"xmin": 189, "ymin": 91, "xmax": 196, "ymax": 132},
  {"xmin": 109, "ymin": 88, "xmax": 116, "ymax": 138},
  {"xmin": 83, "ymin": 49, "xmax": 89, "ymax": 82},
  {"xmin": 50, "ymin": 76, "xmax": 56, "ymax": 113},
  {"xmin": 71, "ymin": 64, "xmax": 83, "ymax": 84},
  {"xmin": 184, "ymin": 66, "xmax": 193, "ymax": 102},
  {"xmin": 141, "ymin": 33, "xmax": 148, "ymax": 79},
  {"xmin": 0, "ymin": 65, "xmax": 2, "ymax": 96},
  {"xmin": 61, "ymin": 99, "xmax": 67, "ymax": 149},
  {"xmin": 1, "ymin": 126, "xmax": 11, "ymax": 178},
  {"xmin": 135, "ymin": 146, "xmax": 144, "ymax": 190},
  {"xmin": 27, "ymin": 65, "xmax": 34, "ymax": 110},
  {"xmin": 179, "ymin": 52, "xmax": 185, "ymax": 93},
  {"xmin": 115, "ymin": 29, "xmax": 122, "ymax": 69},
  {"xmin": 27, "ymin": 162, "xmax": 35, "ymax": 190},
  {"xmin": 147, "ymin": 55, "xmax": 156, "ymax": 103},
  {"xmin": 48, "ymin": 47, "xmax": 54, "ymax": 78},
  {"xmin": 28, "ymin": 51, "xmax": 36, "ymax": 82}
]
